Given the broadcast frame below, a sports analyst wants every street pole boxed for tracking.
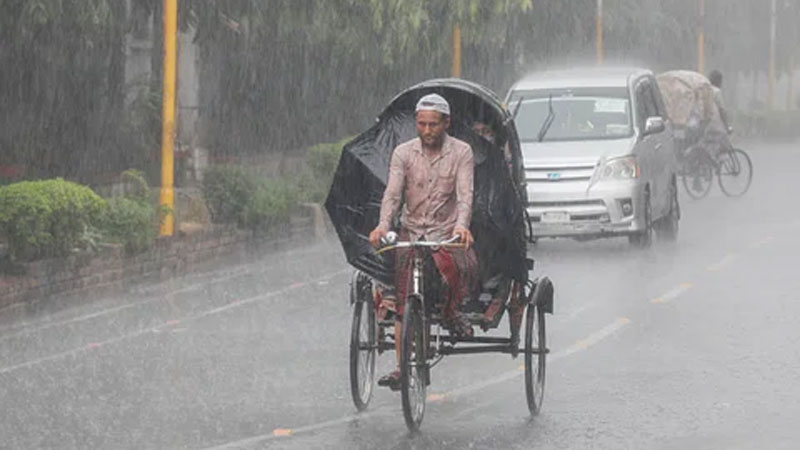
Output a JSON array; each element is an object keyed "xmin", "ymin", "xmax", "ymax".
[
  {"xmin": 159, "ymin": 0, "xmax": 177, "ymax": 236},
  {"xmin": 451, "ymin": 24, "xmax": 462, "ymax": 78},
  {"xmin": 789, "ymin": 55, "xmax": 795, "ymax": 110},
  {"xmin": 596, "ymin": 0, "xmax": 604, "ymax": 65},
  {"xmin": 769, "ymin": 0, "xmax": 776, "ymax": 110},
  {"xmin": 697, "ymin": 0, "xmax": 705, "ymax": 74}
]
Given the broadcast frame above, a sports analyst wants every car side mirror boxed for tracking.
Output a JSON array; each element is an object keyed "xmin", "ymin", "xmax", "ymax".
[{"xmin": 643, "ymin": 116, "xmax": 665, "ymax": 136}]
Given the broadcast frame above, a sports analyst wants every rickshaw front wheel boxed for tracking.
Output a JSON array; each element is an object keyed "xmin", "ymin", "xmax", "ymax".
[{"xmin": 400, "ymin": 296, "xmax": 427, "ymax": 431}]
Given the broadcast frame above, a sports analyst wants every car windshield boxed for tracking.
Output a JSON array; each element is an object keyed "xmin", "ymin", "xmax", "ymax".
[{"xmin": 509, "ymin": 87, "xmax": 633, "ymax": 142}]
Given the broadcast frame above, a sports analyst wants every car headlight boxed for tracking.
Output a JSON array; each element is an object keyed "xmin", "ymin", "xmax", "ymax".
[{"xmin": 598, "ymin": 156, "xmax": 639, "ymax": 180}]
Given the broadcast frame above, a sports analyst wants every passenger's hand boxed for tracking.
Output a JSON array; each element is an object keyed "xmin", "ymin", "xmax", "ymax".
[
  {"xmin": 453, "ymin": 226, "xmax": 474, "ymax": 250},
  {"xmin": 369, "ymin": 227, "xmax": 387, "ymax": 248}
]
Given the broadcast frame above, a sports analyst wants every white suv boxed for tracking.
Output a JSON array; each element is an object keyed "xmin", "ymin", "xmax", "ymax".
[{"xmin": 506, "ymin": 67, "xmax": 680, "ymax": 246}]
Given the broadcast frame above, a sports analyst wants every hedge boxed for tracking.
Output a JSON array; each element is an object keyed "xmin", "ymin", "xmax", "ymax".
[{"xmin": 0, "ymin": 179, "xmax": 106, "ymax": 260}]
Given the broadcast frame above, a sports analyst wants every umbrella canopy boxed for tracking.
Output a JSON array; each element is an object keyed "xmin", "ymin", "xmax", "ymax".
[
  {"xmin": 656, "ymin": 70, "xmax": 715, "ymax": 127},
  {"xmin": 325, "ymin": 79, "xmax": 529, "ymax": 286}
]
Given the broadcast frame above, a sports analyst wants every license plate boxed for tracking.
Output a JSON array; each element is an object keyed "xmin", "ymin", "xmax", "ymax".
[{"xmin": 541, "ymin": 211, "xmax": 569, "ymax": 223}]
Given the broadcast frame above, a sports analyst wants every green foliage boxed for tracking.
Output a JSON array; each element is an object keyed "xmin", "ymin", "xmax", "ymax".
[
  {"xmin": 241, "ymin": 179, "xmax": 298, "ymax": 231},
  {"xmin": 0, "ymin": 179, "xmax": 106, "ymax": 260},
  {"xmin": 202, "ymin": 165, "xmax": 299, "ymax": 231},
  {"xmin": 201, "ymin": 165, "xmax": 259, "ymax": 225},
  {"xmin": 99, "ymin": 197, "xmax": 158, "ymax": 254},
  {"xmin": 97, "ymin": 169, "xmax": 164, "ymax": 254},
  {"xmin": 119, "ymin": 169, "xmax": 150, "ymax": 202},
  {"xmin": 298, "ymin": 136, "xmax": 351, "ymax": 203}
]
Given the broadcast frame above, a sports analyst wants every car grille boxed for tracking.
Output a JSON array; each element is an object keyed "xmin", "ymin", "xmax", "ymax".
[{"xmin": 525, "ymin": 163, "xmax": 597, "ymax": 183}]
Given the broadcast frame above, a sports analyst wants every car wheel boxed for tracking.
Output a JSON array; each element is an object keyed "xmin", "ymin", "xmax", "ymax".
[
  {"xmin": 629, "ymin": 190, "xmax": 653, "ymax": 248},
  {"xmin": 655, "ymin": 178, "xmax": 680, "ymax": 242}
]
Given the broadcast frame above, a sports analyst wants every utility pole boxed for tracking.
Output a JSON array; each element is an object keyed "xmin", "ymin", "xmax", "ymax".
[
  {"xmin": 769, "ymin": 0, "xmax": 777, "ymax": 110},
  {"xmin": 596, "ymin": 0, "xmax": 604, "ymax": 65},
  {"xmin": 789, "ymin": 55, "xmax": 795, "ymax": 110},
  {"xmin": 160, "ymin": 0, "xmax": 177, "ymax": 236},
  {"xmin": 451, "ymin": 24, "xmax": 462, "ymax": 78},
  {"xmin": 697, "ymin": 0, "xmax": 705, "ymax": 74}
]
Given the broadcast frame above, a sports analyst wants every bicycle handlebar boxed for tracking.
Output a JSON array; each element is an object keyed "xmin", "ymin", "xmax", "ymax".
[{"xmin": 375, "ymin": 235, "xmax": 464, "ymax": 255}]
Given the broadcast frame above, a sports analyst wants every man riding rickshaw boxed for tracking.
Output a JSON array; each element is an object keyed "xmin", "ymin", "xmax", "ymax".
[
  {"xmin": 325, "ymin": 79, "xmax": 552, "ymax": 430},
  {"xmin": 657, "ymin": 70, "xmax": 752, "ymax": 198}
]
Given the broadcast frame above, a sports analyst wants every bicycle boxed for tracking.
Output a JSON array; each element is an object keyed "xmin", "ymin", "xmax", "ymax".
[
  {"xmin": 348, "ymin": 234, "xmax": 551, "ymax": 431},
  {"xmin": 680, "ymin": 138, "xmax": 753, "ymax": 199}
]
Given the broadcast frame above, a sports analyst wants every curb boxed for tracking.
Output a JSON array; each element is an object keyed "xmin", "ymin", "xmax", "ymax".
[{"xmin": 0, "ymin": 209, "xmax": 328, "ymax": 308}]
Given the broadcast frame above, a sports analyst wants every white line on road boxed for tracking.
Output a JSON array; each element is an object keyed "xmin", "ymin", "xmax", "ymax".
[
  {"xmin": 706, "ymin": 254, "xmax": 738, "ymax": 272},
  {"xmin": 0, "ymin": 245, "xmax": 341, "ymax": 342},
  {"xmin": 562, "ymin": 302, "xmax": 597, "ymax": 323},
  {"xmin": 749, "ymin": 236, "xmax": 775, "ymax": 250},
  {"xmin": 0, "ymin": 268, "xmax": 351, "ymax": 376},
  {"xmin": 203, "ymin": 317, "xmax": 632, "ymax": 449},
  {"xmin": 650, "ymin": 283, "xmax": 694, "ymax": 305}
]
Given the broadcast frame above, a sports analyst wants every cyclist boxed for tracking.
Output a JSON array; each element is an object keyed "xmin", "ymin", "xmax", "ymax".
[
  {"xmin": 707, "ymin": 69, "xmax": 734, "ymax": 155},
  {"xmin": 369, "ymin": 94, "xmax": 478, "ymax": 388}
]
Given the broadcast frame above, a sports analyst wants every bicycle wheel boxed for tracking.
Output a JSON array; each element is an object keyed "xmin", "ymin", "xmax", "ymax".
[
  {"xmin": 717, "ymin": 148, "xmax": 753, "ymax": 197},
  {"xmin": 681, "ymin": 147, "xmax": 714, "ymax": 199},
  {"xmin": 524, "ymin": 300, "xmax": 546, "ymax": 415},
  {"xmin": 400, "ymin": 296, "xmax": 426, "ymax": 431},
  {"xmin": 349, "ymin": 297, "xmax": 377, "ymax": 412}
]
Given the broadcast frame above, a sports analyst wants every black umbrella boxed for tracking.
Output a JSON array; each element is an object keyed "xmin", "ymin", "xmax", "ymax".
[{"xmin": 325, "ymin": 79, "xmax": 529, "ymax": 286}]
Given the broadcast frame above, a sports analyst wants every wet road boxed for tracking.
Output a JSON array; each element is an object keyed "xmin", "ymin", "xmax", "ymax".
[{"xmin": 1, "ymin": 141, "xmax": 799, "ymax": 449}]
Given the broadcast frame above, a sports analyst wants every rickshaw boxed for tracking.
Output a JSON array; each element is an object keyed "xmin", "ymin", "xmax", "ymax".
[
  {"xmin": 657, "ymin": 70, "xmax": 753, "ymax": 198},
  {"xmin": 325, "ymin": 79, "xmax": 554, "ymax": 431}
]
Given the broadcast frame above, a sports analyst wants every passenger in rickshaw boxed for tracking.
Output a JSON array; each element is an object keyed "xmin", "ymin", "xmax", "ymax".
[
  {"xmin": 469, "ymin": 119, "xmax": 524, "ymax": 342},
  {"xmin": 368, "ymin": 93, "xmax": 479, "ymax": 387},
  {"xmin": 472, "ymin": 119, "xmax": 513, "ymax": 173}
]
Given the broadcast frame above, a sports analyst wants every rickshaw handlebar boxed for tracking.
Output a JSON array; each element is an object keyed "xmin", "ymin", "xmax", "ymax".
[{"xmin": 375, "ymin": 235, "xmax": 463, "ymax": 255}]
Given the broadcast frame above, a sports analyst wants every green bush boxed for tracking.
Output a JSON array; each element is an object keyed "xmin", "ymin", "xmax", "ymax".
[
  {"xmin": 307, "ymin": 136, "xmax": 349, "ymax": 178},
  {"xmin": 202, "ymin": 165, "xmax": 299, "ymax": 231},
  {"xmin": 97, "ymin": 170, "xmax": 165, "ymax": 254},
  {"xmin": 202, "ymin": 165, "xmax": 258, "ymax": 225},
  {"xmin": 100, "ymin": 197, "xmax": 158, "ymax": 254},
  {"xmin": 301, "ymin": 136, "xmax": 351, "ymax": 203},
  {"xmin": 0, "ymin": 179, "xmax": 106, "ymax": 260},
  {"xmin": 242, "ymin": 179, "xmax": 298, "ymax": 231}
]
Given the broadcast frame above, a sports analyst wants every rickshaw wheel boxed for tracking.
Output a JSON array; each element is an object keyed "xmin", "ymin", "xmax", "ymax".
[
  {"xmin": 681, "ymin": 147, "xmax": 714, "ymax": 199},
  {"xmin": 401, "ymin": 296, "xmax": 426, "ymax": 431},
  {"xmin": 349, "ymin": 278, "xmax": 377, "ymax": 412},
  {"xmin": 717, "ymin": 148, "xmax": 753, "ymax": 197},
  {"xmin": 524, "ymin": 301, "xmax": 546, "ymax": 415}
]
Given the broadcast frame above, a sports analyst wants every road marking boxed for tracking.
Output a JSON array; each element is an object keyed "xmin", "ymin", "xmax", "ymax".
[
  {"xmin": 750, "ymin": 236, "xmax": 774, "ymax": 249},
  {"xmin": 651, "ymin": 283, "xmax": 694, "ymax": 304},
  {"xmin": 0, "ymin": 330, "xmax": 153, "ymax": 375},
  {"xmin": 427, "ymin": 393, "xmax": 446, "ymax": 402},
  {"xmin": 562, "ymin": 303, "xmax": 594, "ymax": 322},
  {"xmin": 558, "ymin": 317, "xmax": 630, "ymax": 357},
  {"xmin": 0, "ymin": 269, "xmax": 351, "ymax": 376},
  {"xmin": 706, "ymin": 254, "xmax": 738, "ymax": 272},
  {"xmin": 0, "ymin": 245, "xmax": 340, "ymax": 341},
  {"xmin": 203, "ymin": 317, "xmax": 633, "ymax": 449}
]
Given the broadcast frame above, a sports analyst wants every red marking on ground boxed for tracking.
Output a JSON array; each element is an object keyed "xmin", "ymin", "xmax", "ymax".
[
  {"xmin": 165, "ymin": 320, "xmax": 181, "ymax": 326},
  {"xmin": 87, "ymin": 343, "xmax": 102, "ymax": 349},
  {"xmin": 290, "ymin": 282, "xmax": 303, "ymax": 288},
  {"xmin": 272, "ymin": 428, "xmax": 293, "ymax": 437}
]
